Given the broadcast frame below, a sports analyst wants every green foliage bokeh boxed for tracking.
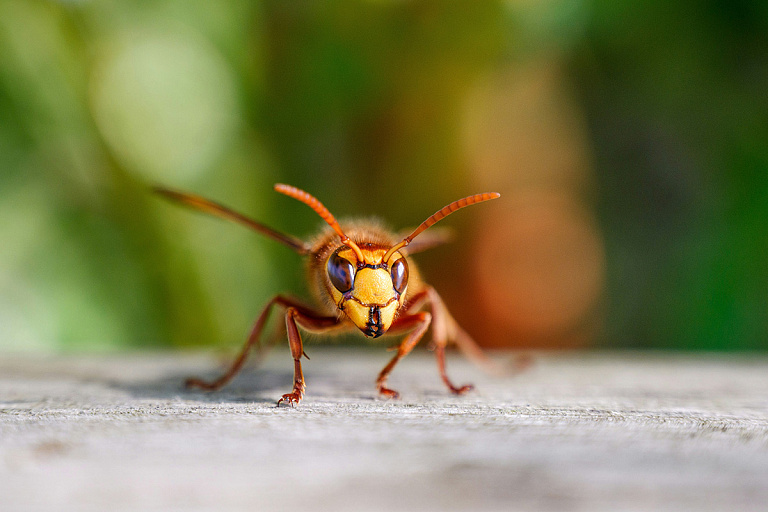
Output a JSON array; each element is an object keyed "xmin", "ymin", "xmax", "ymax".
[{"xmin": 0, "ymin": 0, "xmax": 766, "ymax": 351}]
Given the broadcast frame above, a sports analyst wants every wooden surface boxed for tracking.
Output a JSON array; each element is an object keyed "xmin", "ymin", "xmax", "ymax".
[{"xmin": 1, "ymin": 349, "xmax": 768, "ymax": 511}]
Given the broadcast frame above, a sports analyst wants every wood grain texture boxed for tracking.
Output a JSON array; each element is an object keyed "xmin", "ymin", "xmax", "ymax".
[{"xmin": 1, "ymin": 350, "xmax": 767, "ymax": 512}]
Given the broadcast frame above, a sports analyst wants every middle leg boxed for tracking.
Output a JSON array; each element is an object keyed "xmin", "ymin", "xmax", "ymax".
[{"xmin": 425, "ymin": 287, "xmax": 474, "ymax": 395}]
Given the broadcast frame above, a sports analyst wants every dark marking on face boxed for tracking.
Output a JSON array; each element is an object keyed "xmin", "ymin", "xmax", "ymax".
[
  {"xmin": 364, "ymin": 306, "xmax": 383, "ymax": 338},
  {"xmin": 359, "ymin": 262, "xmax": 388, "ymax": 270}
]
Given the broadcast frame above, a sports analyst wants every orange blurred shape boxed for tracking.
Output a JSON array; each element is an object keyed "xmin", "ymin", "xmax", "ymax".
[
  {"xmin": 472, "ymin": 191, "xmax": 604, "ymax": 349},
  {"xmin": 460, "ymin": 63, "xmax": 605, "ymax": 349}
]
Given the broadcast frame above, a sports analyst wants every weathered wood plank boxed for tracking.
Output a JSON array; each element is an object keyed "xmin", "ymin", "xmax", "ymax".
[{"xmin": 1, "ymin": 349, "xmax": 767, "ymax": 511}]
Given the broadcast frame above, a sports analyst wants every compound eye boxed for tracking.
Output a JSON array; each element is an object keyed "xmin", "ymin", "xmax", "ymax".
[
  {"xmin": 327, "ymin": 248, "xmax": 356, "ymax": 293},
  {"xmin": 390, "ymin": 257, "xmax": 409, "ymax": 295}
]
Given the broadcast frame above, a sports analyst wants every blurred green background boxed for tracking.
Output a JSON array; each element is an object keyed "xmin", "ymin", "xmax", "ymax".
[{"xmin": 0, "ymin": 0, "xmax": 766, "ymax": 353}]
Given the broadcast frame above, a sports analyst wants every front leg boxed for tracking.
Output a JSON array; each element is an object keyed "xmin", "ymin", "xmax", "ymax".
[
  {"xmin": 276, "ymin": 307, "xmax": 307, "ymax": 406},
  {"xmin": 375, "ymin": 312, "xmax": 432, "ymax": 399},
  {"xmin": 277, "ymin": 307, "xmax": 344, "ymax": 406}
]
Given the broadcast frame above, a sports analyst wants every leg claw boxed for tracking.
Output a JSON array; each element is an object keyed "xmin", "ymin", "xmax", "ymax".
[
  {"xmin": 449, "ymin": 384, "xmax": 474, "ymax": 395},
  {"xmin": 377, "ymin": 386, "xmax": 400, "ymax": 400},
  {"xmin": 277, "ymin": 391, "xmax": 303, "ymax": 407}
]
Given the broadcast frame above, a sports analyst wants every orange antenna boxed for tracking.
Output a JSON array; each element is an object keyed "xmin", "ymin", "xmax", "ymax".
[
  {"xmin": 383, "ymin": 192, "xmax": 500, "ymax": 262},
  {"xmin": 274, "ymin": 184, "xmax": 365, "ymax": 262}
]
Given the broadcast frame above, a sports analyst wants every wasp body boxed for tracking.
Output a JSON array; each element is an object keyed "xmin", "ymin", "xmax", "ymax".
[{"xmin": 155, "ymin": 184, "xmax": 499, "ymax": 405}]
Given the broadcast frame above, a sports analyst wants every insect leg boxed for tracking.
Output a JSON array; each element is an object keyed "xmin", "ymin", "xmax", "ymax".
[
  {"xmin": 185, "ymin": 296, "xmax": 282, "ymax": 391},
  {"xmin": 185, "ymin": 295, "xmax": 337, "ymax": 394},
  {"xmin": 375, "ymin": 312, "xmax": 432, "ymax": 399},
  {"xmin": 425, "ymin": 287, "xmax": 508, "ymax": 394},
  {"xmin": 277, "ymin": 308, "xmax": 343, "ymax": 406},
  {"xmin": 276, "ymin": 307, "xmax": 306, "ymax": 406},
  {"xmin": 422, "ymin": 288, "xmax": 473, "ymax": 394}
]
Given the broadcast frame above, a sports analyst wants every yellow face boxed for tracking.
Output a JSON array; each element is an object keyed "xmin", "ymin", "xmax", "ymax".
[{"xmin": 326, "ymin": 246, "xmax": 409, "ymax": 338}]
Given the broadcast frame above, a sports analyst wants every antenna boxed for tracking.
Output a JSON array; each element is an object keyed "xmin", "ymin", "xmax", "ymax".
[
  {"xmin": 274, "ymin": 184, "xmax": 365, "ymax": 262},
  {"xmin": 383, "ymin": 192, "xmax": 500, "ymax": 262}
]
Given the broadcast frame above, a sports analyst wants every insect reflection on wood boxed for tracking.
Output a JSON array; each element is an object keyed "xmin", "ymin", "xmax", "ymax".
[{"xmin": 155, "ymin": 184, "xmax": 500, "ymax": 406}]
